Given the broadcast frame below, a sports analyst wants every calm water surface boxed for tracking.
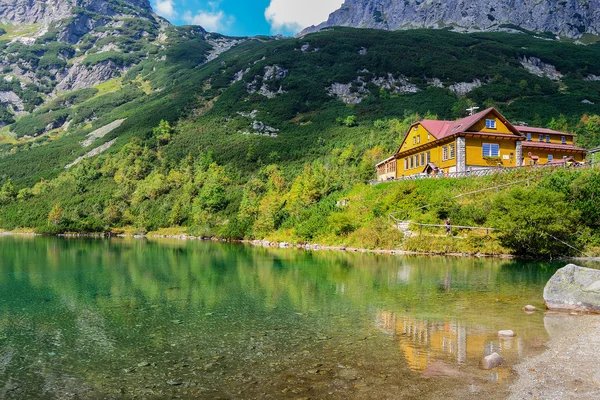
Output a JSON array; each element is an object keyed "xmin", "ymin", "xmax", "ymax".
[{"xmin": 0, "ymin": 236, "xmax": 590, "ymax": 398}]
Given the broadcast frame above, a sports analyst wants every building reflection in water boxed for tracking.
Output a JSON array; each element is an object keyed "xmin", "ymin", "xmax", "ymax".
[{"xmin": 376, "ymin": 311, "xmax": 523, "ymax": 382}]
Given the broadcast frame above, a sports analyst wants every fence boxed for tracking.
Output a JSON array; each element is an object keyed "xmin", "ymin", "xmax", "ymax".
[
  {"xmin": 408, "ymin": 222, "xmax": 497, "ymax": 236},
  {"xmin": 373, "ymin": 160, "xmax": 596, "ymax": 185}
]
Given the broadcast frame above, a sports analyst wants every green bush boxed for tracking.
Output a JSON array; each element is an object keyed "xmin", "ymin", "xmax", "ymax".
[{"xmin": 489, "ymin": 187, "xmax": 581, "ymax": 257}]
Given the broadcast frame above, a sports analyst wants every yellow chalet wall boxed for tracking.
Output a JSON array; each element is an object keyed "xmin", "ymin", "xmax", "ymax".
[
  {"xmin": 518, "ymin": 127, "xmax": 586, "ymax": 165},
  {"xmin": 395, "ymin": 123, "xmax": 458, "ymax": 177},
  {"xmin": 464, "ymin": 111, "xmax": 522, "ymax": 168},
  {"xmin": 399, "ymin": 123, "xmax": 435, "ymax": 153}
]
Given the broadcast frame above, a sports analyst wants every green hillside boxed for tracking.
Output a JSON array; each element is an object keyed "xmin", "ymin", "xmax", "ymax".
[{"xmin": 1, "ymin": 28, "xmax": 600, "ymax": 257}]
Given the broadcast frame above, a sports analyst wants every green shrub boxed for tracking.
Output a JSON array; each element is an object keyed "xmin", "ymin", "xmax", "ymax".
[{"xmin": 489, "ymin": 187, "xmax": 581, "ymax": 257}]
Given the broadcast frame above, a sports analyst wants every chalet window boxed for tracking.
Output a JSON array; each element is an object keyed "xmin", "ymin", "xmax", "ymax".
[
  {"xmin": 548, "ymin": 155, "xmax": 554, "ymax": 162},
  {"xmin": 482, "ymin": 143, "xmax": 500, "ymax": 157},
  {"xmin": 417, "ymin": 135, "xmax": 421, "ymax": 144},
  {"xmin": 539, "ymin": 134, "xmax": 543, "ymax": 142},
  {"xmin": 442, "ymin": 146, "xmax": 449, "ymax": 161},
  {"xmin": 449, "ymin": 144, "xmax": 455, "ymax": 159},
  {"xmin": 427, "ymin": 134, "xmax": 431, "ymax": 140},
  {"xmin": 404, "ymin": 159, "xmax": 408, "ymax": 170},
  {"xmin": 526, "ymin": 133, "xmax": 532, "ymax": 141},
  {"xmin": 546, "ymin": 135, "xmax": 550, "ymax": 143},
  {"xmin": 408, "ymin": 157, "xmax": 412, "ymax": 169},
  {"xmin": 561, "ymin": 136, "xmax": 566, "ymax": 144},
  {"xmin": 413, "ymin": 155, "xmax": 417, "ymax": 167},
  {"xmin": 485, "ymin": 119, "xmax": 497, "ymax": 129},
  {"xmin": 426, "ymin": 152, "xmax": 431, "ymax": 164},
  {"xmin": 413, "ymin": 137, "xmax": 416, "ymax": 145},
  {"xmin": 420, "ymin": 153, "xmax": 425, "ymax": 166}
]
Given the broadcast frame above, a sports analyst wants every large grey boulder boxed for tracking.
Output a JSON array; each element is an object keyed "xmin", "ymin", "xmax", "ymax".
[{"xmin": 544, "ymin": 264, "xmax": 600, "ymax": 313}]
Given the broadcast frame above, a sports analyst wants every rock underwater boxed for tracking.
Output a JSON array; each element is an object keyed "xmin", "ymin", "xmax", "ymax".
[{"xmin": 544, "ymin": 264, "xmax": 600, "ymax": 313}]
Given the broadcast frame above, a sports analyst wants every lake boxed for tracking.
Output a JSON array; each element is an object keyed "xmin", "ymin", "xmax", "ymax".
[{"xmin": 0, "ymin": 236, "xmax": 590, "ymax": 398}]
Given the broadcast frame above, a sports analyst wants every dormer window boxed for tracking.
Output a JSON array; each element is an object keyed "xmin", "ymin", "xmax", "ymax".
[
  {"xmin": 485, "ymin": 119, "xmax": 497, "ymax": 129},
  {"xmin": 526, "ymin": 133, "xmax": 532, "ymax": 141},
  {"xmin": 561, "ymin": 136, "xmax": 566, "ymax": 144}
]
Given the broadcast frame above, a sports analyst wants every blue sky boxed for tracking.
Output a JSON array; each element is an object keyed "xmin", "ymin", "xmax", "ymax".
[{"xmin": 151, "ymin": 0, "xmax": 344, "ymax": 37}]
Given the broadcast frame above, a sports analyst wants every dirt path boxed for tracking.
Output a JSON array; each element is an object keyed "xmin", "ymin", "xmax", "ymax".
[{"xmin": 509, "ymin": 313, "xmax": 600, "ymax": 399}]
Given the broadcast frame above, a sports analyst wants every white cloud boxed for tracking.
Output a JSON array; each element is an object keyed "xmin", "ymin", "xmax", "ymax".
[
  {"xmin": 182, "ymin": 9, "xmax": 234, "ymax": 32},
  {"xmin": 153, "ymin": 0, "xmax": 178, "ymax": 19},
  {"xmin": 265, "ymin": 0, "xmax": 344, "ymax": 33}
]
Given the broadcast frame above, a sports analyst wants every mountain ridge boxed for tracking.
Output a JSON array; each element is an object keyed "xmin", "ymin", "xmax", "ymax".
[{"xmin": 301, "ymin": 0, "xmax": 600, "ymax": 40}]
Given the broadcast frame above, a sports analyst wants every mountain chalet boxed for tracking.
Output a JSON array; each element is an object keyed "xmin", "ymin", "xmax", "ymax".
[{"xmin": 376, "ymin": 107, "xmax": 588, "ymax": 181}]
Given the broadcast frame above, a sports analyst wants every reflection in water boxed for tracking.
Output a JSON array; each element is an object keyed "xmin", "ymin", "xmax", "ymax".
[
  {"xmin": 376, "ymin": 312, "xmax": 528, "ymax": 383},
  {"xmin": 0, "ymin": 236, "xmax": 572, "ymax": 398}
]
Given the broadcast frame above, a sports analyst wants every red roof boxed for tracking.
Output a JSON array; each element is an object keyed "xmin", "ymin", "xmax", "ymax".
[
  {"xmin": 515, "ymin": 126, "xmax": 575, "ymax": 137},
  {"xmin": 419, "ymin": 107, "xmax": 521, "ymax": 140},
  {"xmin": 522, "ymin": 141, "xmax": 587, "ymax": 152}
]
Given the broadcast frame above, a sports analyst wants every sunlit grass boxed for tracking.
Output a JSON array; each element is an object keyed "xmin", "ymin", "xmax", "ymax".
[{"xmin": 0, "ymin": 23, "xmax": 41, "ymax": 39}]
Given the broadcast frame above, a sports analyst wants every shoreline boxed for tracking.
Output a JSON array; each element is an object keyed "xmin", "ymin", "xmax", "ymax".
[
  {"xmin": 1, "ymin": 228, "xmax": 515, "ymax": 258},
  {"xmin": 509, "ymin": 312, "xmax": 600, "ymax": 399},
  {"xmin": 2, "ymin": 228, "xmax": 593, "ymax": 260}
]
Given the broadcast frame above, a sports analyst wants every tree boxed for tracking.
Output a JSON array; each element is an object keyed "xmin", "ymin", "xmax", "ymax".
[
  {"xmin": 0, "ymin": 179, "xmax": 17, "ymax": 204},
  {"xmin": 153, "ymin": 120, "xmax": 173, "ymax": 146},
  {"xmin": 489, "ymin": 187, "xmax": 581, "ymax": 257},
  {"xmin": 197, "ymin": 163, "xmax": 230, "ymax": 212},
  {"xmin": 343, "ymin": 115, "xmax": 358, "ymax": 127},
  {"xmin": 48, "ymin": 204, "xmax": 64, "ymax": 226}
]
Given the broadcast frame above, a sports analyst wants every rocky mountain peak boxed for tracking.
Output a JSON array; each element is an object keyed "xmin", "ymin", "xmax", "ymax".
[
  {"xmin": 0, "ymin": 0, "xmax": 155, "ymax": 27},
  {"xmin": 301, "ymin": 0, "xmax": 600, "ymax": 39}
]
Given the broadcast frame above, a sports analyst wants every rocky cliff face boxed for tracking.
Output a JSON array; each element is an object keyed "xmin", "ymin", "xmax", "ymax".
[
  {"xmin": 0, "ymin": 0, "xmax": 153, "ymax": 26},
  {"xmin": 0, "ymin": 0, "xmax": 165, "ymax": 127},
  {"xmin": 301, "ymin": 0, "xmax": 600, "ymax": 39}
]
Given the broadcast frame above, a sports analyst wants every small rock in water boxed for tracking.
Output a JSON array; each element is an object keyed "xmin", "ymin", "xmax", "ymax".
[
  {"xmin": 498, "ymin": 330, "xmax": 515, "ymax": 338},
  {"xmin": 167, "ymin": 380, "xmax": 183, "ymax": 386},
  {"xmin": 137, "ymin": 361, "xmax": 151, "ymax": 367},
  {"xmin": 522, "ymin": 305, "xmax": 537, "ymax": 312},
  {"xmin": 171, "ymin": 319, "xmax": 182, "ymax": 325},
  {"xmin": 480, "ymin": 352, "xmax": 504, "ymax": 370}
]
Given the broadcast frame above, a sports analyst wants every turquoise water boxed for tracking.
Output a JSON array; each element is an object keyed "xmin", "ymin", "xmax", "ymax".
[{"xmin": 0, "ymin": 236, "xmax": 587, "ymax": 398}]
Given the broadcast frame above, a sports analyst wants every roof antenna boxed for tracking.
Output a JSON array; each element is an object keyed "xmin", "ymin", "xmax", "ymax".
[{"xmin": 466, "ymin": 106, "xmax": 480, "ymax": 116}]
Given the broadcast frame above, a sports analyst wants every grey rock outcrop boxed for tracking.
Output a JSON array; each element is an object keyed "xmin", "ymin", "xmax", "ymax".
[
  {"xmin": 544, "ymin": 264, "xmax": 600, "ymax": 313},
  {"xmin": 56, "ymin": 60, "xmax": 126, "ymax": 92},
  {"xmin": 0, "ymin": 0, "xmax": 153, "ymax": 26},
  {"xmin": 301, "ymin": 0, "xmax": 600, "ymax": 39},
  {"xmin": 328, "ymin": 72, "xmax": 420, "ymax": 104},
  {"xmin": 449, "ymin": 79, "xmax": 482, "ymax": 96},
  {"xmin": 519, "ymin": 56, "xmax": 563, "ymax": 81},
  {"xmin": 247, "ymin": 65, "xmax": 288, "ymax": 98},
  {"xmin": 0, "ymin": 91, "xmax": 24, "ymax": 113}
]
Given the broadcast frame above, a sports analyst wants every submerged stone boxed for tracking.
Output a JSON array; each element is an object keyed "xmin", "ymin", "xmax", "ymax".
[
  {"xmin": 522, "ymin": 305, "xmax": 537, "ymax": 312},
  {"xmin": 498, "ymin": 330, "xmax": 515, "ymax": 337},
  {"xmin": 544, "ymin": 264, "xmax": 600, "ymax": 313},
  {"xmin": 480, "ymin": 352, "xmax": 503, "ymax": 370}
]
